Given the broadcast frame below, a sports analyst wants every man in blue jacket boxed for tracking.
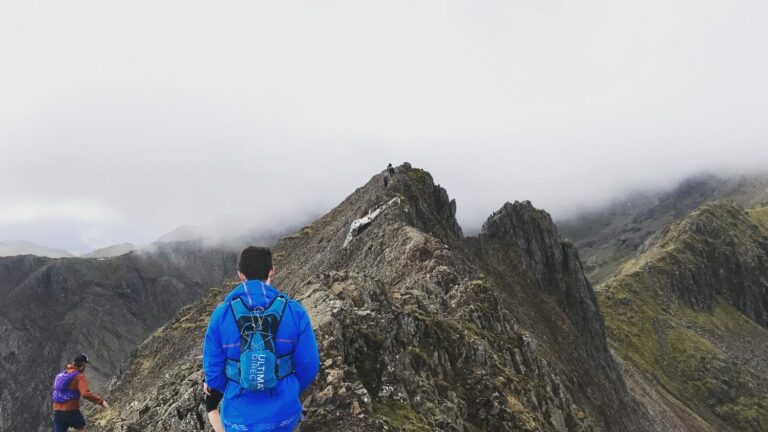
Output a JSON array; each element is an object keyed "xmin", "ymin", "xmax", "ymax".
[{"xmin": 203, "ymin": 246, "xmax": 320, "ymax": 431}]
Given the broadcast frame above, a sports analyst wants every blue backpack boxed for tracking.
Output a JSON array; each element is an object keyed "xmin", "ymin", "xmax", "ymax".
[
  {"xmin": 225, "ymin": 294, "xmax": 293, "ymax": 391},
  {"xmin": 52, "ymin": 370, "xmax": 80, "ymax": 403}
]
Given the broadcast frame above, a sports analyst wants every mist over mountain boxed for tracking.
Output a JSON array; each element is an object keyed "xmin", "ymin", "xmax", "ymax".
[
  {"xmin": 3, "ymin": 2, "xmax": 768, "ymax": 430},
  {"xmin": 155, "ymin": 218, "xmax": 298, "ymax": 250},
  {"xmin": 1, "ymin": 163, "xmax": 766, "ymax": 431},
  {"xmin": 75, "ymin": 164, "xmax": 768, "ymax": 432},
  {"xmin": 83, "ymin": 243, "xmax": 136, "ymax": 259},
  {"xmin": 559, "ymin": 173, "xmax": 768, "ymax": 284},
  {"xmin": 3, "ymin": 0, "xmax": 768, "ymax": 254},
  {"xmin": 0, "ymin": 240, "xmax": 76, "ymax": 258}
]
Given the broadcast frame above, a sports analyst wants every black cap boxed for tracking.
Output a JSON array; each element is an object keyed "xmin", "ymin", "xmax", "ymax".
[{"xmin": 74, "ymin": 354, "xmax": 90, "ymax": 366}]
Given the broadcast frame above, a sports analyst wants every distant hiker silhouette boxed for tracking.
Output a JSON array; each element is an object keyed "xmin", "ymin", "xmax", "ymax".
[
  {"xmin": 203, "ymin": 246, "xmax": 320, "ymax": 432},
  {"xmin": 387, "ymin": 163, "xmax": 395, "ymax": 176},
  {"xmin": 52, "ymin": 354, "xmax": 109, "ymax": 432}
]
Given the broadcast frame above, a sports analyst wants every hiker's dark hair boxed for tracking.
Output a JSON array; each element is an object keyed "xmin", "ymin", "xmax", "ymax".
[{"xmin": 238, "ymin": 246, "xmax": 273, "ymax": 281}]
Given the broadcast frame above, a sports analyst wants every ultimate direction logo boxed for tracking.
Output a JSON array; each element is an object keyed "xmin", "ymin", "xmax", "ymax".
[
  {"xmin": 228, "ymin": 296, "xmax": 289, "ymax": 392},
  {"xmin": 249, "ymin": 353, "xmax": 267, "ymax": 390}
]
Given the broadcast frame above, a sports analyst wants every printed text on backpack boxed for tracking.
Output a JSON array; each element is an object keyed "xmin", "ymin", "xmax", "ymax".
[{"xmin": 224, "ymin": 294, "xmax": 294, "ymax": 391}]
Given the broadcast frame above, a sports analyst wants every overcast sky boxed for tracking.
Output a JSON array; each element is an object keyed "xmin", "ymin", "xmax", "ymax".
[{"xmin": 1, "ymin": 0, "xmax": 767, "ymax": 252}]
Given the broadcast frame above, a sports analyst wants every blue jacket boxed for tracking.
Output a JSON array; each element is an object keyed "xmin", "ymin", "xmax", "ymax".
[{"xmin": 203, "ymin": 280, "xmax": 320, "ymax": 431}]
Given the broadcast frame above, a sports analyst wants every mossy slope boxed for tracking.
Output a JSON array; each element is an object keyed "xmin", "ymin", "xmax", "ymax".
[
  {"xmin": 748, "ymin": 206, "xmax": 768, "ymax": 234},
  {"xmin": 600, "ymin": 201, "xmax": 768, "ymax": 431}
]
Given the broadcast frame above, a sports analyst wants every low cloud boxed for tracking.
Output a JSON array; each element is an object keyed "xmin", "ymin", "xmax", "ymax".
[{"xmin": 1, "ymin": 0, "xmax": 767, "ymax": 251}]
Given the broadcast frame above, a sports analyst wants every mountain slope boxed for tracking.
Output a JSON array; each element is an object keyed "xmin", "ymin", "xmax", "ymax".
[
  {"xmin": 599, "ymin": 201, "xmax": 768, "ymax": 431},
  {"xmin": 748, "ymin": 206, "xmax": 768, "ymax": 234},
  {"xmin": 0, "ymin": 240, "xmax": 76, "ymax": 258},
  {"xmin": 90, "ymin": 164, "xmax": 651, "ymax": 431},
  {"xmin": 0, "ymin": 242, "xmax": 237, "ymax": 432},
  {"xmin": 84, "ymin": 243, "xmax": 136, "ymax": 258},
  {"xmin": 559, "ymin": 174, "xmax": 768, "ymax": 284}
]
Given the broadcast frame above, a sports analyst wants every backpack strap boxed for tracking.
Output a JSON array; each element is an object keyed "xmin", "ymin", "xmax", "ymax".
[
  {"xmin": 276, "ymin": 353, "xmax": 294, "ymax": 379},
  {"xmin": 271, "ymin": 297, "xmax": 294, "ymax": 379},
  {"xmin": 54, "ymin": 369, "xmax": 79, "ymax": 388}
]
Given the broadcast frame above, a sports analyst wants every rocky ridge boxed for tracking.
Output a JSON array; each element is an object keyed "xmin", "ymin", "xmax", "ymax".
[
  {"xmin": 90, "ymin": 164, "xmax": 651, "ymax": 431},
  {"xmin": 559, "ymin": 174, "xmax": 768, "ymax": 284},
  {"xmin": 599, "ymin": 201, "xmax": 768, "ymax": 431},
  {"xmin": 84, "ymin": 243, "xmax": 137, "ymax": 258}
]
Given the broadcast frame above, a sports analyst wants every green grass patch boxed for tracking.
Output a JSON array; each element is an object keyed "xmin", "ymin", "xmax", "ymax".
[
  {"xmin": 599, "ymin": 201, "xmax": 768, "ymax": 431},
  {"xmin": 747, "ymin": 206, "xmax": 768, "ymax": 235},
  {"xmin": 374, "ymin": 399, "xmax": 432, "ymax": 432},
  {"xmin": 407, "ymin": 168, "xmax": 429, "ymax": 184},
  {"xmin": 601, "ymin": 279, "xmax": 768, "ymax": 430},
  {"xmin": 283, "ymin": 224, "xmax": 314, "ymax": 240}
]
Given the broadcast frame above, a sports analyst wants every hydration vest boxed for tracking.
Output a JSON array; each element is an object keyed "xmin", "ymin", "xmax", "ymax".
[
  {"xmin": 224, "ymin": 294, "xmax": 293, "ymax": 391},
  {"xmin": 52, "ymin": 370, "xmax": 80, "ymax": 403}
]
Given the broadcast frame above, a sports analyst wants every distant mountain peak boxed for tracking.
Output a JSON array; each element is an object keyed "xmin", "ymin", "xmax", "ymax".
[
  {"xmin": 560, "ymin": 171, "xmax": 768, "ymax": 285},
  {"xmin": 83, "ymin": 242, "xmax": 136, "ymax": 258},
  {"xmin": 615, "ymin": 199, "xmax": 768, "ymax": 326},
  {"xmin": 0, "ymin": 240, "xmax": 75, "ymax": 258},
  {"xmin": 480, "ymin": 200, "xmax": 559, "ymax": 242}
]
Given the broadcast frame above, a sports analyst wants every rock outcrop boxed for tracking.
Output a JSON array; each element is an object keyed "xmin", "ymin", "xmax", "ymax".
[
  {"xmin": 0, "ymin": 242, "xmax": 237, "ymax": 432},
  {"xmin": 615, "ymin": 201, "xmax": 768, "ymax": 325},
  {"xmin": 473, "ymin": 202, "xmax": 629, "ymax": 430},
  {"xmin": 90, "ymin": 164, "xmax": 650, "ymax": 431}
]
